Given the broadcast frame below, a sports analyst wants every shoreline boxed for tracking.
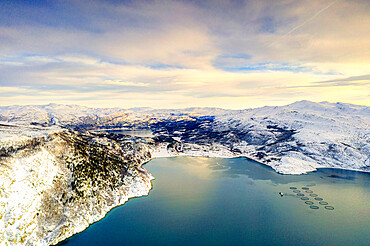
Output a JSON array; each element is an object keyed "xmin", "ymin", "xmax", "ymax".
[
  {"xmin": 56, "ymin": 155, "xmax": 369, "ymax": 245},
  {"xmin": 1, "ymin": 124, "xmax": 368, "ymax": 245},
  {"xmin": 149, "ymin": 153, "xmax": 370, "ymax": 174}
]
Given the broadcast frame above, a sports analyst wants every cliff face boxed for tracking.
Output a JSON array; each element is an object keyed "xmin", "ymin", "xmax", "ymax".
[{"xmin": 0, "ymin": 124, "xmax": 153, "ymax": 245}]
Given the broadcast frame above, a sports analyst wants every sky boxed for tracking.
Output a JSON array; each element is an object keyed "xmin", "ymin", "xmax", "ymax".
[{"xmin": 0, "ymin": 0, "xmax": 369, "ymax": 109}]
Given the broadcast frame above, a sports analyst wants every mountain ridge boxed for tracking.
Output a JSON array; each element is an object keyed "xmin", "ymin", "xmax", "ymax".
[
  {"xmin": 0, "ymin": 100, "xmax": 368, "ymax": 125},
  {"xmin": 0, "ymin": 100, "xmax": 368, "ymax": 174}
]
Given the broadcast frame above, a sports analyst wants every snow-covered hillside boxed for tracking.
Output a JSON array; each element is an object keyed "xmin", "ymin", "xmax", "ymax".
[
  {"xmin": 0, "ymin": 104, "xmax": 126, "ymax": 125},
  {"xmin": 211, "ymin": 101, "xmax": 369, "ymax": 173},
  {"xmin": 0, "ymin": 104, "xmax": 228, "ymax": 127},
  {"xmin": 0, "ymin": 100, "xmax": 369, "ymax": 175},
  {"xmin": 0, "ymin": 124, "xmax": 153, "ymax": 245}
]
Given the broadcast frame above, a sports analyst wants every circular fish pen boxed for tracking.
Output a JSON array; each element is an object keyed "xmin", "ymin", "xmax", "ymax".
[
  {"xmin": 325, "ymin": 206, "xmax": 335, "ymax": 210},
  {"xmin": 310, "ymin": 205, "xmax": 320, "ymax": 210},
  {"xmin": 319, "ymin": 201, "xmax": 329, "ymax": 205},
  {"xmin": 305, "ymin": 201, "xmax": 314, "ymax": 205}
]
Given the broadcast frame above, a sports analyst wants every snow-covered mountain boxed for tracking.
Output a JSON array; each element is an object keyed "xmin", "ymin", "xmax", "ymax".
[
  {"xmin": 211, "ymin": 101, "xmax": 369, "ymax": 173},
  {"xmin": 0, "ymin": 100, "xmax": 369, "ymax": 245},
  {"xmin": 0, "ymin": 104, "xmax": 126, "ymax": 125},
  {"xmin": 0, "ymin": 101, "xmax": 369, "ymax": 175},
  {"xmin": 0, "ymin": 104, "xmax": 229, "ymax": 126}
]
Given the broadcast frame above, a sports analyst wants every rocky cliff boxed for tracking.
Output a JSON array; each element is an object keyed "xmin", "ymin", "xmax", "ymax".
[{"xmin": 0, "ymin": 123, "xmax": 153, "ymax": 245}]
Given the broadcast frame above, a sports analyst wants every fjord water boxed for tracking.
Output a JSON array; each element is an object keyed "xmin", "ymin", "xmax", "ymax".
[{"xmin": 61, "ymin": 157, "xmax": 369, "ymax": 246}]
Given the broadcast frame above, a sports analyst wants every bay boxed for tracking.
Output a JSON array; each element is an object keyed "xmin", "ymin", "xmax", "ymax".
[{"xmin": 60, "ymin": 157, "xmax": 370, "ymax": 246}]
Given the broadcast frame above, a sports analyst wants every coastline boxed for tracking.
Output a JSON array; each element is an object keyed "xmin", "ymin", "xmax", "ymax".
[
  {"xmin": 0, "ymin": 123, "xmax": 368, "ymax": 245},
  {"xmin": 56, "ymin": 155, "xmax": 370, "ymax": 245}
]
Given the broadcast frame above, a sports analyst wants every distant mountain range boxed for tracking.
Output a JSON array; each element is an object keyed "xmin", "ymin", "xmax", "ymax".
[
  {"xmin": 0, "ymin": 103, "xmax": 231, "ymax": 126},
  {"xmin": 1, "ymin": 100, "xmax": 369, "ymax": 174}
]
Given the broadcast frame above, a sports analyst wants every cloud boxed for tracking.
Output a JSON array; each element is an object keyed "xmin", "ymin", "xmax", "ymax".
[
  {"xmin": 285, "ymin": 74, "xmax": 370, "ymax": 88},
  {"xmin": 316, "ymin": 74, "xmax": 370, "ymax": 84},
  {"xmin": 0, "ymin": 0, "xmax": 369, "ymax": 108},
  {"xmin": 1, "ymin": 0, "xmax": 369, "ymax": 68}
]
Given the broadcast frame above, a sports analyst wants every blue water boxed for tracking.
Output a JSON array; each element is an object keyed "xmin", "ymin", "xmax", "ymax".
[{"xmin": 60, "ymin": 157, "xmax": 370, "ymax": 246}]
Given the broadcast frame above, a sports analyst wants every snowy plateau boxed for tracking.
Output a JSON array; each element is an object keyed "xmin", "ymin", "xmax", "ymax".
[{"xmin": 0, "ymin": 100, "xmax": 369, "ymax": 245}]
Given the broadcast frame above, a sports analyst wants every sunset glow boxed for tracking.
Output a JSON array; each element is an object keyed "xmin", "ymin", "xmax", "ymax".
[{"xmin": 1, "ymin": 0, "xmax": 369, "ymax": 108}]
